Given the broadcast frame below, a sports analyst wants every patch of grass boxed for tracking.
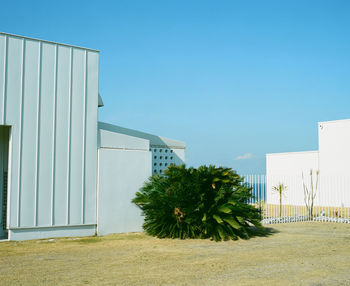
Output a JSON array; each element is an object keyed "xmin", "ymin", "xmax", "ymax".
[
  {"xmin": 70, "ymin": 237, "xmax": 102, "ymax": 244},
  {"xmin": 1, "ymin": 223, "xmax": 350, "ymax": 285}
]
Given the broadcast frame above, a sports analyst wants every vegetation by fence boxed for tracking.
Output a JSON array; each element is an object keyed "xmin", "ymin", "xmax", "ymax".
[{"xmin": 243, "ymin": 174, "xmax": 350, "ymax": 224}]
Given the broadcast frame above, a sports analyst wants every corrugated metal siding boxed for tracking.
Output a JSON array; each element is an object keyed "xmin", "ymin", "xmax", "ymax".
[{"xmin": 0, "ymin": 33, "xmax": 99, "ymax": 229}]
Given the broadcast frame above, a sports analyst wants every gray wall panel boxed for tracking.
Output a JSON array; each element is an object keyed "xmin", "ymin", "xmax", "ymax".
[
  {"xmin": 5, "ymin": 37, "xmax": 23, "ymax": 124},
  {"xmin": 0, "ymin": 33, "xmax": 99, "ymax": 233},
  {"xmin": 69, "ymin": 49, "xmax": 85, "ymax": 224},
  {"xmin": 37, "ymin": 43, "xmax": 56, "ymax": 226},
  {"xmin": 53, "ymin": 46, "xmax": 71, "ymax": 226},
  {"xmin": 98, "ymin": 149, "xmax": 151, "ymax": 235},
  {"xmin": 20, "ymin": 40, "xmax": 40, "ymax": 227},
  {"xmin": 0, "ymin": 35, "xmax": 6, "ymax": 123},
  {"xmin": 84, "ymin": 52, "xmax": 98, "ymax": 224},
  {"xmin": 6, "ymin": 37, "xmax": 23, "ymax": 227}
]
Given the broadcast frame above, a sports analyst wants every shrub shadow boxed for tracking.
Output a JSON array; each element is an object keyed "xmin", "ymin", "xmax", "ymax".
[{"xmin": 246, "ymin": 226, "xmax": 279, "ymax": 238}]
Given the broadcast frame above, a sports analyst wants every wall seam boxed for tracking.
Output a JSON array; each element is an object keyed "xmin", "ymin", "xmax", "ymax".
[
  {"xmin": 81, "ymin": 50, "xmax": 87, "ymax": 224},
  {"xmin": 50, "ymin": 44, "xmax": 58, "ymax": 226},
  {"xmin": 66, "ymin": 47, "xmax": 73, "ymax": 225},
  {"xmin": 1, "ymin": 35, "xmax": 7, "ymax": 125},
  {"xmin": 34, "ymin": 42, "xmax": 42, "ymax": 227}
]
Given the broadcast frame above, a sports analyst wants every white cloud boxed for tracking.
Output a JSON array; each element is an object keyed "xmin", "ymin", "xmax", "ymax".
[{"xmin": 235, "ymin": 153, "xmax": 253, "ymax": 160}]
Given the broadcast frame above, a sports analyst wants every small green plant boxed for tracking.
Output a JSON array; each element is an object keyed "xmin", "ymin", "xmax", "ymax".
[
  {"xmin": 302, "ymin": 169, "xmax": 319, "ymax": 219},
  {"xmin": 272, "ymin": 183, "xmax": 287, "ymax": 217},
  {"xmin": 132, "ymin": 165, "xmax": 263, "ymax": 241}
]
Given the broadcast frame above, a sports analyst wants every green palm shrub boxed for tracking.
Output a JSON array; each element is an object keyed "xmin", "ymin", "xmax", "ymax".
[{"xmin": 132, "ymin": 165, "xmax": 263, "ymax": 241}]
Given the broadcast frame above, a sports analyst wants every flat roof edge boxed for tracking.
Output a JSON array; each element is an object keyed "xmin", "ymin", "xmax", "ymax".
[
  {"xmin": 318, "ymin": 118, "xmax": 350, "ymax": 125},
  {"xmin": 99, "ymin": 128, "xmax": 150, "ymax": 144},
  {"xmin": 0, "ymin": 32, "xmax": 99, "ymax": 53},
  {"xmin": 266, "ymin": 150, "xmax": 318, "ymax": 156},
  {"xmin": 150, "ymin": 144, "xmax": 186, "ymax": 149}
]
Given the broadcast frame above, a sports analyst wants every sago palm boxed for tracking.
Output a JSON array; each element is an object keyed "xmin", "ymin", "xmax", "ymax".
[{"xmin": 132, "ymin": 165, "xmax": 263, "ymax": 241}]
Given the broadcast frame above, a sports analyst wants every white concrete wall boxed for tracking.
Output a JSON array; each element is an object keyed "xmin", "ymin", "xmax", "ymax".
[
  {"xmin": 97, "ymin": 124, "xmax": 186, "ymax": 235},
  {"xmin": 266, "ymin": 151, "xmax": 319, "ymax": 176},
  {"xmin": 317, "ymin": 119, "xmax": 350, "ymax": 207},
  {"xmin": 0, "ymin": 33, "xmax": 99, "ymax": 240},
  {"xmin": 98, "ymin": 122, "xmax": 186, "ymax": 175},
  {"xmin": 99, "ymin": 128, "xmax": 149, "ymax": 151},
  {"xmin": 266, "ymin": 119, "xmax": 350, "ymax": 207},
  {"xmin": 266, "ymin": 151, "xmax": 319, "ymax": 205},
  {"xmin": 97, "ymin": 128, "xmax": 151, "ymax": 235},
  {"xmin": 98, "ymin": 122, "xmax": 186, "ymax": 149},
  {"xmin": 318, "ymin": 119, "xmax": 350, "ymax": 176}
]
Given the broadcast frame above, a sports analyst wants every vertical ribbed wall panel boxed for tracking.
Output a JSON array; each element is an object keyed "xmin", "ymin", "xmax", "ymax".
[
  {"xmin": 54, "ymin": 46, "xmax": 71, "ymax": 226},
  {"xmin": 84, "ymin": 51, "xmax": 98, "ymax": 224},
  {"xmin": 5, "ymin": 37, "xmax": 22, "ymax": 227},
  {"xmin": 20, "ymin": 40, "xmax": 40, "ymax": 227},
  {"xmin": 0, "ymin": 33, "xmax": 99, "ymax": 229},
  {"xmin": 37, "ymin": 43, "xmax": 56, "ymax": 226},
  {"xmin": 0, "ymin": 35, "xmax": 6, "ymax": 124},
  {"xmin": 69, "ymin": 49, "xmax": 85, "ymax": 225}
]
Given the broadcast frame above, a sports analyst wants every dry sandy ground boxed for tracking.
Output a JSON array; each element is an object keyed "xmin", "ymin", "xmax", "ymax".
[{"xmin": 1, "ymin": 222, "xmax": 350, "ymax": 286}]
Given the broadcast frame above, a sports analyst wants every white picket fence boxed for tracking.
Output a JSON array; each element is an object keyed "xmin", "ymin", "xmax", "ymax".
[{"xmin": 243, "ymin": 174, "xmax": 350, "ymax": 224}]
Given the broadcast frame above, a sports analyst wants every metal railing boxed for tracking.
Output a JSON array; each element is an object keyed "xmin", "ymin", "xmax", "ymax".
[{"xmin": 243, "ymin": 174, "xmax": 350, "ymax": 224}]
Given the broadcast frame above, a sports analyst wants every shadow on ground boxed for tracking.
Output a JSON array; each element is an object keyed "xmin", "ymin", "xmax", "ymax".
[{"xmin": 246, "ymin": 226, "xmax": 279, "ymax": 238}]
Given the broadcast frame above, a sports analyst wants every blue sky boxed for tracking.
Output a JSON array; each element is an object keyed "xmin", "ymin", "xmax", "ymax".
[{"xmin": 1, "ymin": 0, "xmax": 350, "ymax": 174}]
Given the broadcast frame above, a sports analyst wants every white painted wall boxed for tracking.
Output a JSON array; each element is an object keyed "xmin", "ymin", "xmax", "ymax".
[
  {"xmin": 97, "ymin": 127, "xmax": 151, "ymax": 235},
  {"xmin": 266, "ymin": 151, "xmax": 319, "ymax": 176},
  {"xmin": 0, "ymin": 33, "xmax": 99, "ymax": 240},
  {"xmin": 99, "ymin": 128, "xmax": 149, "ymax": 151},
  {"xmin": 317, "ymin": 119, "xmax": 350, "ymax": 207},
  {"xmin": 266, "ymin": 151, "xmax": 319, "ymax": 205},
  {"xmin": 98, "ymin": 122, "xmax": 186, "ymax": 175},
  {"xmin": 98, "ymin": 149, "xmax": 151, "ymax": 235},
  {"xmin": 266, "ymin": 119, "xmax": 350, "ymax": 207},
  {"xmin": 318, "ymin": 119, "xmax": 350, "ymax": 176},
  {"xmin": 96, "ymin": 124, "xmax": 186, "ymax": 235}
]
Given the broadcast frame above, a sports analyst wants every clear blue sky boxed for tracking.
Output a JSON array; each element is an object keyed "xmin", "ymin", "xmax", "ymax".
[{"xmin": 2, "ymin": 1, "xmax": 350, "ymax": 174}]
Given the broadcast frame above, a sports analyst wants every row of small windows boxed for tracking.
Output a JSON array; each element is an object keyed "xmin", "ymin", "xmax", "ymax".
[
  {"xmin": 153, "ymin": 156, "xmax": 173, "ymax": 160},
  {"xmin": 152, "ymin": 149, "xmax": 173, "ymax": 153},
  {"xmin": 154, "ymin": 162, "xmax": 169, "ymax": 167},
  {"xmin": 152, "ymin": 149, "xmax": 176, "ymax": 175}
]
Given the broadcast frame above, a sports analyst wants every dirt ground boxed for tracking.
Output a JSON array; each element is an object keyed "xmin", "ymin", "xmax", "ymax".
[{"xmin": 1, "ymin": 222, "xmax": 350, "ymax": 286}]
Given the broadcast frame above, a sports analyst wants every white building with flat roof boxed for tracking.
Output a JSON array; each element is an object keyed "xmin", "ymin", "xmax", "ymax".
[{"xmin": 266, "ymin": 119, "xmax": 350, "ymax": 207}]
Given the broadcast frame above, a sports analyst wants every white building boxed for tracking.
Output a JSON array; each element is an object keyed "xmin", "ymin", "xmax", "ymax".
[
  {"xmin": 266, "ymin": 119, "xmax": 350, "ymax": 207},
  {"xmin": 0, "ymin": 33, "xmax": 185, "ymax": 240},
  {"xmin": 97, "ymin": 122, "xmax": 185, "ymax": 236}
]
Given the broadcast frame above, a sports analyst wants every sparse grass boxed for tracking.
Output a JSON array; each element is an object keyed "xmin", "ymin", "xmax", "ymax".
[{"xmin": 1, "ymin": 223, "xmax": 350, "ymax": 285}]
